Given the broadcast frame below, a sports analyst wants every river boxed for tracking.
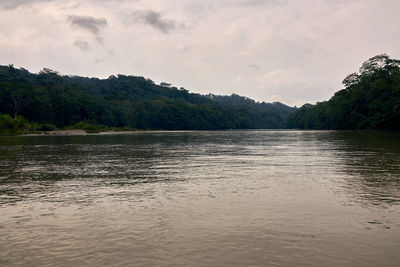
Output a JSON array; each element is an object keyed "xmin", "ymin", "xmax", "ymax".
[{"xmin": 0, "ymin": 130, "xmax": 399, "ymax": 266}]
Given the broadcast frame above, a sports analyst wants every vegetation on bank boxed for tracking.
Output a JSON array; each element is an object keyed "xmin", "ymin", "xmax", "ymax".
[
  {"xmin": 0, "ymin": 114, "xmax": 31, "ymax": 135},
  {"xmin": 0, "ymin": 65, "xmax": 295, "ymax": 134},
  {"xmin": 289, "ymin": 54, "xmax": 400, "ymax": 130},
  {"xmin": 0, "ymin": 114, "xmax": 136, "ymax": 135},
  {"xmin": 1, "ymin": 54, "xmax": 399, "ymax": 135},
  {"xmin": 67, "ymin": 121, "xmax": 136, "ymax": 133}
]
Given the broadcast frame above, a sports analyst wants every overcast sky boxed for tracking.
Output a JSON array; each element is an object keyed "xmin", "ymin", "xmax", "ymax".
[{"xmin": 0, "ymin": 0, "xmax": 399, "ymax": 106}]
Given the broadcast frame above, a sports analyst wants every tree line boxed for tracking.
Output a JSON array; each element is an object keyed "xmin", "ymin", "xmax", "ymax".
[
  {"xmin": 289, "ymin": 54, "xmax": 400, "ymax": 130},
  {"xmin": 0, "ymin": 65, "xmax": 295, "ymax": 134},
  {"xmin": 2, "ymin": 54, "xmax": 398, "ymax": 134}
]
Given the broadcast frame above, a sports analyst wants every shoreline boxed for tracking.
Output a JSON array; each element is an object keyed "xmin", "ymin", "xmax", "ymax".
[
  {"xmin": 2, "ymin": 129, "xmax": 396, "ymax": 137},
  {"xmin": 24, "ymin": 129, "xmax": 208, "ymax": 136},
  {"xmin": 25, "ymin": 129, "xmax": 144, "ymax": 136}
]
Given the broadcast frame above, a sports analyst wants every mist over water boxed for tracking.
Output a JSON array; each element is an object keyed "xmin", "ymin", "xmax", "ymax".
[{"xmin": 1, "ymin": 130, "xmax": 400, "ymax": 266}]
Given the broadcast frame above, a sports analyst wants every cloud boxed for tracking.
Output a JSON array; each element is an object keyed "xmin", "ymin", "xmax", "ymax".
[
  {"xmin": 132, "ymin": 10, "xmax": 178, "ymax": 33},
  {"xmin": 94, "ymin": 57, "xmax": 106, "ymax": 63},
  {"xmin": 73, "ymin": 39, "xmax": 91, "ymax": 51},
  {"xmin": 239, "ymin": 0, "xmax": 285, "ymax": 7},
  {"xmin": 249, "ymin": 64, "xmax": 261, "ymax": 72},
  {"xmin": 0, "ymin": 0, "xmax": 51, "ymax": 9},
  {"xmin": 67, "ymin": 15, "xmax": 108, "ymax": 43},
  {"xmin": 68, "ymin": 15, "xmax": 108, "ymax": 35}
]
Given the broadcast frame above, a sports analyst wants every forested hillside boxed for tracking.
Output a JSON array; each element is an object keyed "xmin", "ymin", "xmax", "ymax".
[
  {"xmin": 0, "ymin": 65, "xmax": 295, "ymax": 131},
  {"xmin": 289, "ymin": 54, "xmax": 400, "ymax": 130},
  {"xmin": 204, "ymin": 93, "xmax": 296, "ymax": 129}
]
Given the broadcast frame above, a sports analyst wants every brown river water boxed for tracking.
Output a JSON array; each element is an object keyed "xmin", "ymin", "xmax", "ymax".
[{"xmin": 0, "ymin": 130, "xmax": 399, "ymax": 266}]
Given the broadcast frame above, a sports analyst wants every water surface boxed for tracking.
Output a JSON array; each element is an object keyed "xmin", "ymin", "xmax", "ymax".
[{"xmin": 0, "ymin": 130, "xmax": 400, "ymax": 266}]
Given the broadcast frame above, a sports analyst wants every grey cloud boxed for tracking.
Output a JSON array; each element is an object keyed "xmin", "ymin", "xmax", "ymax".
[
  {"xmin": 132, "ymin": 11, "xmax": 177, "ymax": 33},
  {"xmin": 249, "ymin": 64, "xmax": 261, "ymax": 72},
  {"xmin": 238, "ymin": 0, "xmax": 287, "ymax": 7},
  {"xmin": 68, "ymin": 15, "xmax": 108, "ymax": 43},
  {"xmin": 68, "ymin": 15, "xmax": 108, "ymax": 35},
  {"xmin": 0, "ymin": 0, "xmax": 51, "ymax": 9},
  {"xmin": 242, "ymin": 0, "xmax": 271, "ymax": 5},
  {"xmin": 0, "ymin": 0, "xmax": 135, "ymax": 9},
  {"xmin": 73, "ymin": 39, "xmax": 91, "ymax": 52},
  {"xmin": 94, "ymin": 57, "xmax": 106, "ymax": 63},
  {"xmin": 95, "ymin": 36, "xmax": 104, "ymax": 44}
]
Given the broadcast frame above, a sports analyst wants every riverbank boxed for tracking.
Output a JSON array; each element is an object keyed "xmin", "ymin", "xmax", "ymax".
[{"xmin": 25, "ymin": 129, "xmax": 143, "ymax": 136}]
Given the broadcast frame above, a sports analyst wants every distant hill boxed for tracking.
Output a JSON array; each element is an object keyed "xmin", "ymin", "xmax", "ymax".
[
  {"xmin": 204, "ymin": 93, "xmax": 296, "ymax": 129},
  {"xmin": 289, "ymin": 54, "xmax": 400, "ymax": 130},
  {"xmin": 0, "ymin": 65, "xmax": 295, "ymax": 130}
]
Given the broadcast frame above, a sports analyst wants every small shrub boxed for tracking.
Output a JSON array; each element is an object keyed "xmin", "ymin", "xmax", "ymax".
[
  {"xmin": 70, "ymin": 121, "xmax": 109, "ymax": 133},
  {"xmin": 37, "ymin": 123, "xmax": 57, "ymax": 131},
  {"xmin": 0, "ymin": 114, "xmax": 31, "ymax": 135}
]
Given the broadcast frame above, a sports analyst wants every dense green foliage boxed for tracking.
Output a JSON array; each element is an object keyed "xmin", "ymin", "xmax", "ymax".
[
  {"xmin": 0, "ymin": 114, "xmax": 31, "ymax": 135},
  {"xmin": 204, "ymin": 94, "xmax": 296, "ymax": 129},
  {"xmin": 289, "ymin": 54, "xmax": 400, "ymax": 130},
  {"xmin": 0, "ymin": 65, "xmax": 295, "ymax": 131}
]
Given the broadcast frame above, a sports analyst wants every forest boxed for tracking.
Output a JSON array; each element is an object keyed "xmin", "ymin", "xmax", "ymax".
[
  {"xmin": 0, "ymin": 65, "xmax": 295, "ymax": 134},
  {"xmin": 1, "ymin": 54, "xmax": 399, "ymax": 134},
  {"xmin": 289, "ymin": 54, "xmax": 400, "ymax": 130}
]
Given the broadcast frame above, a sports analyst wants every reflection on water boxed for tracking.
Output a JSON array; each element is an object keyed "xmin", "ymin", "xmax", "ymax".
[
  {"xmin": 333, "ymin": 131, "xmax": 400, "ymax": 206},
  {"xmin": 0, "ymin": 130, "xmax": 399, "ymax": 266}
]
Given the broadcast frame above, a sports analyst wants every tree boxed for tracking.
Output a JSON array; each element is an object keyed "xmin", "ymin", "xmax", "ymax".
[
  {"xmin": 290, "ymin": 54, "xmax": 400, "ymax": 130},
  {"xmin": 359, "ymin": 54, "xmax": 400, "ymax": 76},
  {"xmin": 160, "ymin": 82, "xmax": 172, "ymax": 88},
  {"xmin": 342, "ymin": 72, "xmax": 359, "ymax": 88},
  {"xmin": 37, "ymin": 68, "xmax": 61, "ymax": 85},
  {"xmin": 1, "ymin": 65, "xmax": 32, "ymax": 118}
]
